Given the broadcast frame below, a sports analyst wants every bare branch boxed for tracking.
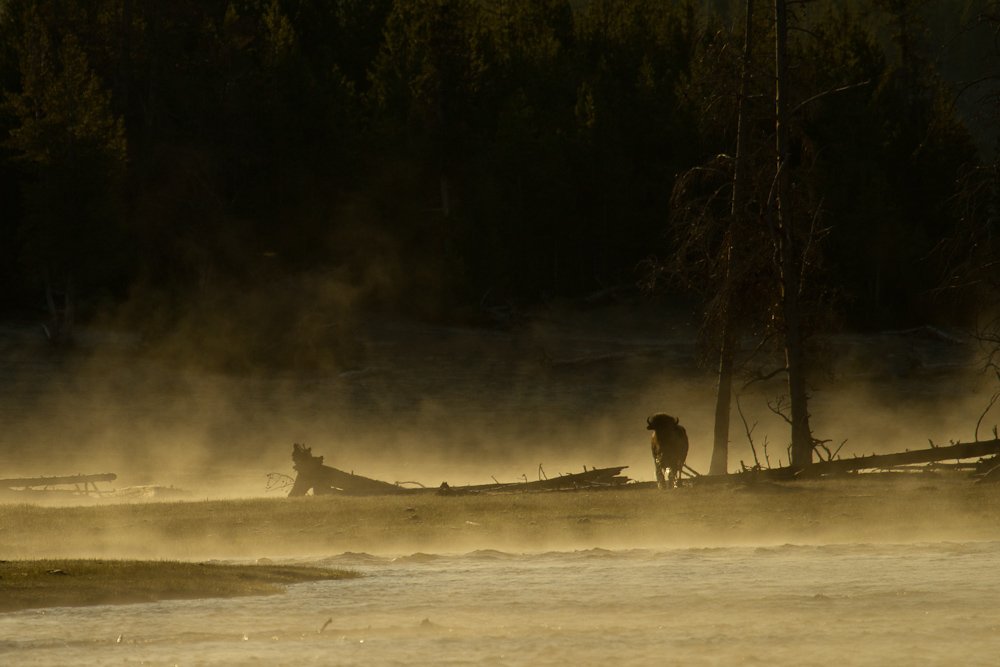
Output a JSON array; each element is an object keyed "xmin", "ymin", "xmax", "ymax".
[
  {"xmin": 734, "ymin": 330, "xmax": 784, "ymax": 375},
  {"xmin": 798, "ymin": 198, "xmax": 827, "ymax": 298},
  {"xmin": 816, "ymin": 441, "xmax": 833, "ymax": 462},
  {"xmin": 742, "ymin": 365, "xmax": 789, "ymax": 390},
  {"xmin": 831, "ymin": 439, "xmax": 847, "ymax": 460},
  {"xmin": 735, "ymin": 392, "xmax": 761, "ymax": 469},
  {"xmin": 976, "ymin": 389, "xmax": 1000, "ymax": 442},
  {"xmin": 789, "ymin": 81, "xmax": 871, "ymax": 117},
  {"xmin": 767, "ymin": 395, "xmax": 794, "ymax": 426}
]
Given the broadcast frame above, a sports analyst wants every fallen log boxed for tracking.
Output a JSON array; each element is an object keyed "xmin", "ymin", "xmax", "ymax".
[
  {"xmin": 288, "ymin": 444, "xmax": 409, "ymax": 496},
  {"xmin": 688, "ymin": 439, "xmax": 1000, "ymax": 484},
  {"xmin": 1, "ymin": 473, "xmax": 117, "ymax": 487},
  {"xmin": 286, "ymin": 437, "xmax": 1000, "ymax": 496},
  {"xmin": 438, "ymin": 466, "xmax": 630, "ymax": 495},
  {"xmin": 286, "ymin": 444, "xmax": 633, "ymax": 496},
  {"xmin": 802, "ymin": 439, "xmax": 1000, "ymax": 477},
  {"xmin": 1, "ymin": 473, "xmax": 117, "ymax": 493}
]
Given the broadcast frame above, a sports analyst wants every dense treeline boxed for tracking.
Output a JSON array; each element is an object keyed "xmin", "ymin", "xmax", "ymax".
[{"xmin": 0, "ymin": 0, "xmax": 995, "ymax": 365}]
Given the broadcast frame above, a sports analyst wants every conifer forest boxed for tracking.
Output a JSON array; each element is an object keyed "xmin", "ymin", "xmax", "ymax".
[{"xmin": 1, "ymin": 0, "xmax": 999, "ymax": 374}]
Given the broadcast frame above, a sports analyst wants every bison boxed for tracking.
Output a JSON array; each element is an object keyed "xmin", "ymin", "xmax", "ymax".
[{"xmin": 647, "ymin": 413, "xmax": 689, "ymax": 489}]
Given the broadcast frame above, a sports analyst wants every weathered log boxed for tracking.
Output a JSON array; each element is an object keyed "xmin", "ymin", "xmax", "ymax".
[
  {"xmin": 688, "ymin": 440, "xmax": 1000, "ymax": 484},
  {"xmin": 0, "ymin": 473, "xmax": 117, "ymax": 488},
  {"xmin": 286, "ymin": 437, "xmax": 1000, "ymax": 497},
  {"xmin": 287, "ymin": 445, "xmax": 632, "ymax": 496},
  {"xmin": 800, "ymin": 439, "xmax": 1000, "ymax": 477},
  {"xmin": 438, "ymin": 466, "xmax": 630, "ymax": 494},
  {"xmin": 288, "ymin": 444, "xmax": 409, "ymax": 496}
]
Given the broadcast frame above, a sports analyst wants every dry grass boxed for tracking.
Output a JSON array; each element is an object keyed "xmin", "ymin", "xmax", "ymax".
[
  {"xmin": 2, "ymin": 473, "xmax": 1000, "ymax": 561},
  {"xmin": 0, "ymin": 560, "xmax": 358, "ymax": 613}
]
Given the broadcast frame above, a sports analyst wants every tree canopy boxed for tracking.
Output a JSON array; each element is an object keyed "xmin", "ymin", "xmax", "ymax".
[{"xmin": 0, "ymin": 0, "xmax": 992, "ymax": 363}]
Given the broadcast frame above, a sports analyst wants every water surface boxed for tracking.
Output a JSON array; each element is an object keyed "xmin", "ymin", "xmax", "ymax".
[{"xmin": 2, "ymin": 541, "xmax": 998, "ymax": 666}]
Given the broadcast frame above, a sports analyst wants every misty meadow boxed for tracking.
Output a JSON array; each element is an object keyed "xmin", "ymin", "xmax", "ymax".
[{"xmin": 2, "ymin": 0, "xmax": 1000, "ymax": 665}]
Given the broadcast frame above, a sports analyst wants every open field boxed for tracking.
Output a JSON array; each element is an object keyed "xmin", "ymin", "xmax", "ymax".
[
  {"xmin": 0, "ymin": 560, "xmax": 358, "ymax": 613},
  {"xmin": 2, "ymin": 473, "xmax": 999, "ymax": 561}
]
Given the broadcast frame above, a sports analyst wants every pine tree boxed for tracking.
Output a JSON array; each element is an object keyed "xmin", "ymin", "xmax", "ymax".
[{"xmin": 6, "ymin": 6, "xmax": 127, "ymax": 344}]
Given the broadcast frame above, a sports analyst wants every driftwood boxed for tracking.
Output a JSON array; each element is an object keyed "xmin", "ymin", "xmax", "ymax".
[
  {"xmin": 693, "ymin": 439, "xmax": 1000, "ymax": 484},
  {"xmin": 779, "ymin": 439, "xmax": 1000, "ymax": 478},
  {"xmin": 805, "ymin": 439, "xmax": 1000, "ymax": 476},
  {"xmin": 0, "ymin": 473, "xmax": 117, "ymax": 496},
  {"xmin": 288, "ymin": 444, "xmax": 409, "ymax": 496},
  {"xmin": 286, "ymin": 438, "xmax": 1000, "ymax": 497},
  {"xmin": 437, "ymin": 466, "xmax": 630, "ymax": 495},
  {"xmin": 286, "ymin": 444, "xmax": 632, "ymax": 497}
]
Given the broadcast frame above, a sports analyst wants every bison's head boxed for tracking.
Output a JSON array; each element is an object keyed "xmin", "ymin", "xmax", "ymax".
[{"xmin": 647, "ymin": 413, "xmax": 679, "ymax": 431}]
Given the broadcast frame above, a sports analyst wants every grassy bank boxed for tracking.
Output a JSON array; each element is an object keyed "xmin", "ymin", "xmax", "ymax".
[
  {"xmin": 2, "ymin": 473, "xmax": 1000, "ymax": 560},
  {"xmin": 0, "ymin": 560, "xmax": 358, "ymax": 613}
]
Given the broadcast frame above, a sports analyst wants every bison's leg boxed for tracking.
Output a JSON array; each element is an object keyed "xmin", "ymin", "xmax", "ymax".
[
  {"xmin": 655, "ymin": 462, "xmax": 667, "ymax": 490},
  {"xmin": 664, "ymin": 463, "xmax": 684, "ymax": 489}
]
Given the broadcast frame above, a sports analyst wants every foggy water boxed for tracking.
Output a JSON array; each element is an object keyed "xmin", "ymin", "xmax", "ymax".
[{"xmin": 2, "ymin": 541, "xmax": 999, "ymax": 666}]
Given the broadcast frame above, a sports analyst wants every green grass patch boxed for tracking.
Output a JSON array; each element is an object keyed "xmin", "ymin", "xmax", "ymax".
[{"xmin": 0, "ymin": 560, "xmax": 359, "ymax": 613}]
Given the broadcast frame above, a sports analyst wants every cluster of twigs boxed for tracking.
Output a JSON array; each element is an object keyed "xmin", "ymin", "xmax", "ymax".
[{"xmin": 265, "ymin": 472, "xmax": 295, "ymax": 493}]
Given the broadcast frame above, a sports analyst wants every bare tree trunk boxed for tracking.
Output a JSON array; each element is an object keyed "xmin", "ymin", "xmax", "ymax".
[
  {"xmin": 710, "ymin": 0, "xmax": 755, "ymax": 476},
  {"xmin": 774, "ymin": 0, "xmax": 813, "ymax": 470},
  {"xmin": 710, "ymin": 333, "xmax": 734, "ymax": 474}
]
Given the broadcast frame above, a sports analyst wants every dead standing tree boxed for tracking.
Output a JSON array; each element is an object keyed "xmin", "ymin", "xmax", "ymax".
[
  {"xmin": 660, "ymin": 151, "xmax": 777, "ymax": 472},
  {"xmin": 773, "ymin": 0, "xmax": 814, "ymax": 470},
  {"xmin": 648, "ymin": 1, "xmax": 844, "ymax": 473},
  {"xmin": 769, "ymin": 1, "xmax": 868, "ymax": 469},
  {"xmin": 711, "ymin": 0, "xmax": 756, "ymax": 476},
  {"xmin": 644, "ymin": 1, "xmax": 781, "ymax": 475}
]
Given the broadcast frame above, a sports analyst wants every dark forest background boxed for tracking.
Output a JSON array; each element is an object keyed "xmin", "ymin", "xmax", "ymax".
[{"xmin": 1, "ymin": 0, "xmax": 999, "ymax": 368}]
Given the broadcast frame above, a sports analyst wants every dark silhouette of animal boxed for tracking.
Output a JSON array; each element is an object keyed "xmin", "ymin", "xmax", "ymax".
[{"xmin": 647, "ymin": 413, "xmax": 689, "ymax": 489}]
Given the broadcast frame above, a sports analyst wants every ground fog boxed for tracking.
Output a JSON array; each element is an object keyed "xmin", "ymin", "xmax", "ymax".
[{"xmin": 0, "ymin": 305, "xmax": 992, "ymax": 499}]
